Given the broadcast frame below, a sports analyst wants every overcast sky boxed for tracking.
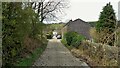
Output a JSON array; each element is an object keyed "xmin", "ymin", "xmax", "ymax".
[{"xmin": 60, "ymin": 0, "xmax": 120, "ymax": 23}]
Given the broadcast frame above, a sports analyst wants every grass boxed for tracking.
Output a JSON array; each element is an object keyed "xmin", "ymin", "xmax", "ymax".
[
  {"xmin": 16, "ymin": 44, "xmax": 47, "ymax": 66},
  {"xmin": 71, "ymin": 41, "xmax": 118, "ymax": 66},
  {"xmin": 48, "ymin": 23, "xmax": 64, "ymax": 29},
  {"xmin": 61, "ymin": 37, "xmax": 118, "ymax": 66},
  {"xmin": 46, "ymin": 23, "xmax": 65, "ymax": 31}
]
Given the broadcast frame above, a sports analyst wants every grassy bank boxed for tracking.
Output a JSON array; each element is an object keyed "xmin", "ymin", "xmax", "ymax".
[
  {"xmin": 61, "ymin": 38, "xmax": 73, "ymax": 50},
  {"xmin": 16, "ymin": 42, "xmax": 47, "ymax": 66},
  {"xmin": 62, "ymin": 39, "xmax": 118, "ymax": 67}
]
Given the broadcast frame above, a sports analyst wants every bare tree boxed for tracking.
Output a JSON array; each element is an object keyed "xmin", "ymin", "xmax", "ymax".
[{"xmin": 30, "ymin": 0, "xmax": 69, "ymax": 23}]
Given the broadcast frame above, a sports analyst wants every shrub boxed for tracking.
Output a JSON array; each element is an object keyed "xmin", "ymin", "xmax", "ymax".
[
  {"xmin": 63, "ymin": 31, "xmax": 85, "ymax": 48},
  {"xmin": 2, "ymin": 3, "xmax": 47, "ymax": 66},
  {"xmin": 64, "ymin": 32, "xmax": 78, "ymax": 46},
  {"xmin": 46, "ymin": 31, "xmax": 53, "ymax": 39},
  {"xmin": 72, "ymin": 34, "xmax": 85, "ymax": 48},
  {"xmin": 61, "ymin": 38, "xmax": 67, "ymax": 46},
  {"xmin": 46, "ymin": 34, "xmax": 52, "ymax": 39},
  {"xmin": 90, "ymin": 27, "xmax": 99, "ymax": 42}
]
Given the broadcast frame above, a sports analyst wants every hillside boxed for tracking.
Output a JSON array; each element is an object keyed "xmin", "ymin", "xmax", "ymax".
[
  {"xmin": 87, "ymin": 21, "xmax": 97, "ymax": 27},
  {"xmin": 44, "ymin": 23, "xmax": 65, "ymax": 33}
]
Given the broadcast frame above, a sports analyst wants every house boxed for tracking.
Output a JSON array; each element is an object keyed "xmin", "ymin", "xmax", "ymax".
[{"xmin": 61, "ymin": 18, "xmax": 91, "ymax": 39}]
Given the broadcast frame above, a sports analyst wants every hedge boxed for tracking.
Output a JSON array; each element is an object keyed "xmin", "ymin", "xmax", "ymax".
[{"xmin": 62, "ymin": 31, "xmax": 85, "ymax": 48}]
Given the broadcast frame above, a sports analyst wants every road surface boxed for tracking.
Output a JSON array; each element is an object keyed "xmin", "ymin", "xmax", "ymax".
[{"xmin": 33, "ymin": 39, "xmax": 89, "ymax": 67}]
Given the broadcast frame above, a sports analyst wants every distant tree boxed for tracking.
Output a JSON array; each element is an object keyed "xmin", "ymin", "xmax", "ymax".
[
  {"xmin": 29, "ymin": 0, "xmax": 68, "ymax": 39},
  {"xmin": 30, "ymin": 0, "xmax": 69, "ymax": 22},
  {"xmin": 95, "ymin": 2, "xmax": 117, "ymax": 46}
]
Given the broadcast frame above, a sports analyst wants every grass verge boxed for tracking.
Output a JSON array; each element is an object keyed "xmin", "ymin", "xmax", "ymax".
[
  {"xmin": 61, "ymin": 39, "xmax": 94, "ymax": 67},
  {"xmin": 16, "ymin": 44, "xmax": 47, "ymax": 66},
  {"xmin": 61, "ymin": 38, "xmax": 73, "ymax": 50}
]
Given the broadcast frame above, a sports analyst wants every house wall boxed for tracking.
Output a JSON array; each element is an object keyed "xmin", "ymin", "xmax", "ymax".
[
  {"xmin": 61, "ymin": 19, "xmax": 91, "ymax": 39},
  {"xmin": 67, "ymin": 20, "xmax": 91, "ymax": 39},
  {"xmin": 61, "ymin": 26, "xmax": 68, "ymax": 39}
]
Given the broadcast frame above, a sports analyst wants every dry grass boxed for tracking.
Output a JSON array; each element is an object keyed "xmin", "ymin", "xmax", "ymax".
[
  {"xmin": 71, "ymin": 40, "xmax": 118, "ymax": 67},
  {"xmin": 24, "ymin": 36, "xmax": 40, "ymax": 52},
  {"xmin": 16, "ymin": 35, "xmax": 48, "ymax": 66},
  {"xmin": 90, "ymin": 27, "xmax": 115, "ymax": 46}
]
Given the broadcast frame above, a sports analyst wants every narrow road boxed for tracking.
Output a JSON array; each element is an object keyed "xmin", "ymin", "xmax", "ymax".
[{"xmin": 33, "ymin": 39, "xmax": 89, "ymax": 67}]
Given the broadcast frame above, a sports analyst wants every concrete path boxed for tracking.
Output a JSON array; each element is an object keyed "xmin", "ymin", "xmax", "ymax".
[{"xmin": 33, "ymin": 39, "xmax": 89, "ymax": 67}]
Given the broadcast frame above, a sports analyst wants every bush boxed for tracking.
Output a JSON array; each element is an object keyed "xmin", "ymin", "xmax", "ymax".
[
  {"xmin": 46, "ymin": 34, "xmax": 52, "ymax": 39},
  {"xmin": 46, "ymin": 31, "xmax": 53, "ymax": 39},
  {"xmin": 72, "ymin": 34, "xmax": 85, "ymax": 48},
  {"xmin": 63, "ymin": 31, "xmax": 85, "ymax": 48},
  {"xmin": 64, "ymin": 32, "xmax": 78, "ymax": 46},
  {"xmin": 2, "ymin": 3, "xmax": 47, "ymax": 66},
  {"xmin": 61, "ymin": 38, "xmax": 67, "ymax": 45}
]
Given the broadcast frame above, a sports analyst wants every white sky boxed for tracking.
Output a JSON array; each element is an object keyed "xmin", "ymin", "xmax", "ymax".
[{"xmin": 61, "ymin": 0, "xmax": 120, "ymax": 23}]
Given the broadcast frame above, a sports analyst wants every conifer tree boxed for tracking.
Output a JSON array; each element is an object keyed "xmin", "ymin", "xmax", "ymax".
[
  {"xmin": 96, "ymin": 2, "xmax": 116, "ymax": 33},
  {"xmin": 95, "ymin": 2, "xmax": 117, "ymax": 46}
]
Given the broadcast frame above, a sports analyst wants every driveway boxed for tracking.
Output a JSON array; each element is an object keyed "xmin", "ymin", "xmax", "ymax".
[{"xmin": 33, "ymin": 39, "xmax": 89, "ymax": 67}]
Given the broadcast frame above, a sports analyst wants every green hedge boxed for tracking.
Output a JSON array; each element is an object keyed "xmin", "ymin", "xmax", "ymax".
[
  {"xmin": 62, "ymin": 31, "xmax": 85, "ymax": 48},
  {"xmin": 72, "ymin": 34, "xmax": 85, "ymax": 48}
]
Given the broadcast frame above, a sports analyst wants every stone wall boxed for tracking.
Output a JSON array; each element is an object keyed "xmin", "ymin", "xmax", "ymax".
[{"xmin": 72, "ymin": 40, "xmax": 118, "ymax": 66}]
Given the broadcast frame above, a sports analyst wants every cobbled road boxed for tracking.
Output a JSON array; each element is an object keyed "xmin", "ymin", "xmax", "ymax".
[{"xmin": 33, "ymin": 39, "xmax": 90, "ymax": 67}]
